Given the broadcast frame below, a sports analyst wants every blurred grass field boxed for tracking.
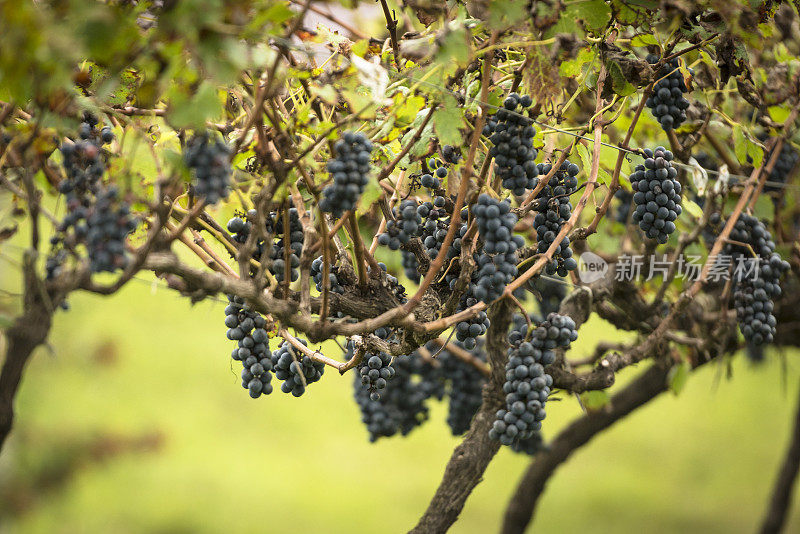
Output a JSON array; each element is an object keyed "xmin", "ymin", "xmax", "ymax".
[{"xmin": 0, "ymin": 278, "xmax": 799, "ymax": 533}]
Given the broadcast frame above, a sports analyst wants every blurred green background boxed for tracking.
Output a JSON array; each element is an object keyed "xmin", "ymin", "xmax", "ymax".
[{"xmin": 1, "ymin": 274, "xmax": 799, "ymax": 533}]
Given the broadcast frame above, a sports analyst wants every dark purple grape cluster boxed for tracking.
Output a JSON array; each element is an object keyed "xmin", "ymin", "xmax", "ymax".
[
  {"xmin": 271, "ymin": 207, "xmax": 303, "ymax": 284},
  {"xmin": 645, "ymin": 55, "xmax": 691, "ymax": 132},
  {"xmin": 355, "ymin": 327, "xmax": 396, "ymax": 401},
  {"xmin": 485, "ymin": 93, "xmax": 539, "ymax": 195},
  {"xmin": 529, "ymin": 275, "xmax": 567, "ymax": 319},
  {"xmin": 440, "ymin": 339, "xmax": 487, "ymax": 435},
  {"xmin": 421, "ymin": 157, "xmax": 447, "ymax": 189},
  {"xmin": 418, "ymin": 196, "xmax": 450, "ymax": 259},
  {"xmin": 85, "ymin": 187, "xmax": 138, "ymax": 273},
  {"xmin": 378, "ymin": 199, "xmax": 422, "ymax": 250},
  {"xmin": 613, "ymin": 189, "xmax": 633, "ymax": 224},
  {"xmin": 353, "ymin": 351, "xmax": 444, "ymax": 442},
  {"xmin": 224, "ymin": 295, "xmax": 273, "ymax": 399},
  {"xmin": 720, "ymin": 213, "xmax": 789, "ymax": 346},
  {"xmin": 271, "ymin": 340, "xmax": 325, "ymax": 397},
  {"xmin": 454, "ymin": 292, "xmax": 490, "ymax": 351},
  {"xmin": 441, "ymin": 145, "xmax": 461, "ymax": 164},
  {"xmin": 532, "ymin": 161, "xmax": 579, "ymax": 276},
  {"xmin": 631, "ymin": 146, "xmax": 682, "ymax": 244},
  {"xmin": 310, "ymin": 256, "xmax": 344, "ymax": 294},
  {"xmin": 183, "ymin": 132, "xmax": 232, "ymax": 205},
  {"xmin": 401, "ymin": 250, "xmax": 419, "ymax": 283},
  {"xmin": 48, "ymin": 114, "xmax": 119, "ymax": 280},
  {"xmin": 320, "ymin": 131, "xmax": 373, "ymax": 217},
  {"xmin": 472, "ymin": 194, "xmax": 521, "ymax": 302},
  {"xmin": 226, "ymin": 208, "xmax": 303, "ymax": 282},
  {"xmin": 764, "ymin": 140, "xmax": 799, "ymax": 195},
  {"xmin": 58, "ymin": 114, "xmax": 110, "ymax": 198},
  {"xmin": 489, "ymin": 313, "xmax": 576, "ymax": 448}
]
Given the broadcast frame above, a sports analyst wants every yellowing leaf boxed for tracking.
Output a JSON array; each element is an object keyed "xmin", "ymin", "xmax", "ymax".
[{"xmin": 433, "ymin": 100, "xmax": 462, "ymax": 147}]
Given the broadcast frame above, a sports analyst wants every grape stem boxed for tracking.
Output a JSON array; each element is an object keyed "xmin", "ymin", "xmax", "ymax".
[{"xmin": 278, "ymin": 328, "xmax": 343, "ymax": 371}]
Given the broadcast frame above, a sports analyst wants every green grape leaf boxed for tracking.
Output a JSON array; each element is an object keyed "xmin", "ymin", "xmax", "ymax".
[
  {"xmin": 560, "ymin": 47, "xmax": 594, "ymax": 78},
  {"xmin": 357, "ymin": 178, "xmax": 383, "ymax": 215},
  {"xmin": 631, "ymin": 33, "xmax": 659, "ymax": 47},
  {"xmin": 572, "ymin": 0, "xmax": 611, "ymax": 32},
  {"xmin": 581, "ymin": 390, "xmax": 609, "ymax": 410},
  {"xmin": 733, "ymin": 125, "xmax": 747, "ymax": 165},
  {"xmin": 606, "ymin": 60, "xmax": 636, "ymax": 96},
  {"xmin": 682, "ymin": 198, "xmax": 704, "ymax": 220},
  {"xmin": 668, "ymin": 361, "xmax": 690, "ymax": 396},
  {"xmin": 433, "ymin": 100, "xmax": 462, "ymax": 148}
]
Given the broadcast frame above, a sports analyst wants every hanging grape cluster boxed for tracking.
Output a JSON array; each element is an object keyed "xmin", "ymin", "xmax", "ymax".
[
  {"xmin": 420, "ymin": 157, "xmax": 447, "ymax": 190},
  {"xmin": 353, "ymin": 352, "xmax": 444, "ymax": 442},
  {"xmin": 441, "ymin": 145, "xmax": 461, "ymax": 164},
  {"xmin": 454, "ymin": 285, "xmax": 491, "ymax": 350},
  {"xmin": 183, "ymin": 132, "xmax": 232, "ymax": 205},
  {"xmin": 645, "ymin": 55, "xmax": 691, "ymax": 132},
  {"xmin": 224, "ymin": 295, "xmax": 273, "ymax": 399},
  {"xmin": 402, "ymin": 250, "xmax": 420, "ymax": 283},
  {"xmin": 440, "ymin": 340, "xmax": 488, "ymax": 435},
  {"xmin": 472, "ymin": 194, "xmax": 522, "ymax": 302},
  {"xmin": 271, "ymin": 340, "xmax": 325, "ymax": 397},
  {"xmin": 226, "ymin": 208, "xmax": 303, "ymax": 282},
  {"xmin": 48, "ymin": 114, "xmax": 138, "ymax": 280},
  {"xmin": 489, "ymin": 313, "xmax": 577, "ymax": 448},
  {"xmin": 85, "ymin": 187, "xmax": 139, "ymax": 273},
  {"xmin": 613, "ymin": 189, "xmax": 633, "ymax": 224},
  {"xmin": 310, "ymin": 256, "xmax": 344, "ymax": 294},
  {"xmin": 378, "ymin": 199, "xmax": 422, "ymax": 250},
  {"xmin": 764, "ymin": 139, "xmax": 799, "ymax": 195},
  {"xmin": 631, "ymin": 146, "xmax": 682, "ymax": 244},
  {"xmin": 320, "ymin": 131, "xmax": 373, "ymax": 217},
  {"xmin": 419, "ymin": 196, "xmax": 451, "ymax": 259},
  {"xmin": 485, "ymin": 93, "xmax": 539, "ymax": 195},
  {"xmin": 529, "ymin": 275, "xmax": 567, "ymax": 319},
  {"xmin": 716, "ymin": 213, "xmax": 790, "ymax": 347},
  {"xmin": 58, "ymin": 113, "xmax": 110, "ymax": 198},
  {"xmin": 532, "ymin": 161, "xmax": 580, "ymax": 275},
  {"xmin": 271, "ymin": 208, "xmax": 303, "ymax": 284},
  {"xmin": 354, "ymin": 328, "xmax": 396, "ymax": 401}
]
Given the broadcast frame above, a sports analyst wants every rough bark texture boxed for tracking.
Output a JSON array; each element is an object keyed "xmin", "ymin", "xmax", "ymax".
[
  {"xmin": 409, "ymin": 299, "xmax": 513, "ymax": 534},
  {"xmin": 759, "ymin": 383, "xmax": 800, "ymax": 534},
  {"xmin": 410, "ymin": 288, "xmax": 594, "ymax": 533},
  {"xmin": 501, "ymin": 360, "xmax": 672, "ymax": 534},
  {"xmin": 0, "ymin": 255, "xmax": 53, "ymax": 452}
]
